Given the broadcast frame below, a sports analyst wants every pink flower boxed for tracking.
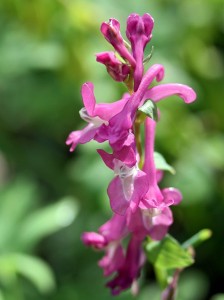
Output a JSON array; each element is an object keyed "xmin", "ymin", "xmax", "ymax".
[
  {"xmin": 139, "ymin": 117, "xmax": 183, "ymax": 210},
  {"xmin": 101, "ymin": 18, "xmax": 135, "ymax": 67},
  {"xmin": 126, "ymin": 13, "xmax": 154, "ymax": 90},
  {"xmin": 97, "ymin": 134, "xmax": 148, "ymax": 215},
  {"xmin": 106, "ymin": 235, "xmax": 145, "ymax": 295},
  {"xmin": 127, "ymin": 206, "xmax": 174, "ymax": 241},
  {"xmin": 96, "ymin": 51, "xmax": 130, "ymax": 82},
  {"xmin": 82, "ymin": 214, "xmax": 127, "ymax": 276},
  {"xmin": 66, "ymin": 82, "xmax": 129, "ymax": 151},
  {"xmin": 98, "ymin": 64, "xmax": 165, "ymax": 150}
]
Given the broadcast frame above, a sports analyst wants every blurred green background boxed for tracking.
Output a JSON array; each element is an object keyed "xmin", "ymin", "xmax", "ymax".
[{"xmin": 0, "ymin": 0, "xmax": 223, "ymax": 299}]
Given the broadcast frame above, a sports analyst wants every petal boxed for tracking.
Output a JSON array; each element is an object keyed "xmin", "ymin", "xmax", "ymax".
[
  {"xmin": 162, "ymin": 187, "xmax": 183, "ymax": 206},
  {"xmin": 97, "ymin": 149, "xmax": 114, "ymax": 170},
  {"xmin": 66, "ymin": 124, "xmax": 97, "ymax": 152},
  {"xmin": 98, "ymin": 244, "xmax": 125, "ymax": 276},
  {"xmin": 101, "ymin": 19, "xmax": 135, "ymax": 66},
  {"xmin": 126, "ymin": 13, "xmax": 154, "ymax": 42},
  {"xmin": 106, "ymin": 235, "xmax": 144, "ymax": 295},
  {"xmin": 126, "ymin": 13, "xmax": 154, "ymax": 91},
  {"xmin": 108, "ymin": 170, "xmax": 148, "ymax": 216},
  {"xmin": 132, "ymin": 64, "xmax": 165, "ymax": 108},
  {"xmin": 149, "ymin": 207, "xmax": 173, "ymax": 240},
  {"xmin": 129, "ymin": 170, "xmax": 149, "ymax": 213},
  {"xmin": 81, "ymin": 82, "xmax": 96, "ymax": 116},
  {"xmin": 143, "ymin": 83, "xmax": 197, "ymax": 104},
  {"xmin": 99, "ymin": 213, "xmax": 127, "ymax": 241},
  {"xmin": 96, "ymin": 51, "xmax": 130, "ymax": 82},
  {"xmin": 81, "ymin": 232, "xmax": 106, "ymax": 249},
  {"xmin": 108, "ymin": 176, "xmax": 130, "ymax": 215},
  {"xmin": 94, "ymin": 95, "xmax": 130, "ymax": 120}
]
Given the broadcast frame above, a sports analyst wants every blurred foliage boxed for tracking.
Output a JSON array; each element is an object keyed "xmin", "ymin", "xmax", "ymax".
[{"xmin": 0, "ymin": 0, "xmax": 223, "ymax": 299}]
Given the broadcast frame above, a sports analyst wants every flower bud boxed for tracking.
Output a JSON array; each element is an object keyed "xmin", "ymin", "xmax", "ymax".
[{"xmin": 96, "ymin": 51, "xmax": 130, "ymax": 82}]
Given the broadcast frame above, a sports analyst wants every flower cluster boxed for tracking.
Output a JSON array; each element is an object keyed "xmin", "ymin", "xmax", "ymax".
[{"xmin": 66, "ymin": 13, "xmax": 196, "ymax": 295}]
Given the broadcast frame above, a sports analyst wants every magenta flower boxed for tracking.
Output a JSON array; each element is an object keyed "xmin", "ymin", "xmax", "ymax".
[
  {"xmin": 101, "ymin": 18, "xmax": 135, "ymax": 67},
  {"xmin": 97, "ymin": 133, "xmax": 148, "ymax": 215},
  {"xmin": 107, "ymin": 235, "xmax": 145, "ymax": 295},
  {"xmin": 127, "ymin": 206, "xmax": 174, "ymax": 241},
  {"xmin": 139, "ymin": 117, "xmax": 182, "ymax": 210},
  {"xmin": 66, "ymin": 82, "xmax": 129, "ymax": 151},
  {"xmin": 126, "ymin": 13, "xmax": 154, "ymax": 90},
  {"xmin": 82, "ymin": 214, "xmax": 127, "ymax": 276},
  {"xmin": 98, "ymin": 64, "xmax": 165, "ymax": 150},
  {"xmin": 96, "ymin": 51, "xmax": 130, "ymax": 82}
]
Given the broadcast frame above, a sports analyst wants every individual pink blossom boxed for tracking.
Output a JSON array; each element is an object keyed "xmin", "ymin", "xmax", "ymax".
[
  {"xmin": 126, "ymin": 13, "xmax": 154, "ymax": 90},
  {"xmin": 140, "ymin": 117, "xmax": 183, "ymax": 210},
  {"xmin": 82, "ymin": 214, "xmax": 127, "ymax": 276},
  {"xmin": 97, "ymin": 133, "xmax": 148, "ymax": 215},
  {"xmin": 66, "ymin": 82, "xmax": 129, "ymax": 151},
  {"xmin": 127, "ymin": 206, "xmax": 174, "ymax": 241},
  {"xmin": 101, "ymin": 18, "xmax": 135, "ymax": 67},
  {"xmin": 106, "ymin": 235, "xmax": 145, "ymax": 295},
  {"xmin": 96, "ymin": 51, "xmax": 130, "ymax": 82},
  {"xmin": 98, "ymin": 64, "xmax": 165, "ymax": 150}
]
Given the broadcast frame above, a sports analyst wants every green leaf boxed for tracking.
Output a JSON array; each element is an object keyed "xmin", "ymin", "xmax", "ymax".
[
  {"xmin": 13, "ymin": 253, "xmax": 55, "ymax": 294},
  {"xmin": 145, "ymin": 235, "xmax": 194, "ymax": 270},
  {"xmin": 138, "ymin": 100, "xmax": 158, "ymax": 121},
  {"xmin": 154, "ymin": 152, "xmax": 176, "ymax": 174}
]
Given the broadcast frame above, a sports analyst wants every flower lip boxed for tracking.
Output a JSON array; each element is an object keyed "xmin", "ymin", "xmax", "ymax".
[{"xmin": 79, "ymin": 108, "xmax": 109, "ymax": 126}]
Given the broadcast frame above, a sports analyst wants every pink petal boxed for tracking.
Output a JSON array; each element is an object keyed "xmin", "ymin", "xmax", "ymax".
[
  {"xmin": 66, "ymin": 124, "xmax": 97, "ymax": 152},
  {"xmin": 162, "ymin": 187, "xmax": 183, "ymax": 206},
  {"xmin": 81, "ymin": 232, "xmax": 106, "ymax": 249},
  {"xmin": 98, "ymin": 244, "xmax": 125, "ymax": 276},
  {"xmin": 99, "ymin": 213, "xmax": 127, "ymax": 241},
  {"xmin": 94, "ymin": 95, "xmax": 130, "ymax": 120},
  {"xmin": 149, "ymin": 207, "xmax": 173, "ymax": 240},
  {"xmin": 108, "ymin": 170, "xmax": 148, "ymax": 216},
  {"xmin": 143, "ymin": 83, "xmax": 197, "ymax": 104},
  {"xmin": 108, "ymin": 176, "xmax": 130, "ymax": 215},
  {"xmin": 81, "ymin": 82, "xmax": 96, "ymax": 116},
  {"xmin": 97, "ymin": 149, "xmax": 114, "ymax": 170}
]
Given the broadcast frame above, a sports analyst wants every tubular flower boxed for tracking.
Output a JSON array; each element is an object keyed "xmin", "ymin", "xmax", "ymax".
[
  {"xmin": 101, "ymin": 18, "xmax": 135, "ymax": 67},
  {"xmin": 66, "ymin": 82, "xmax": 129, "ymax": 151},
  {"xmin": 96, "ymin": 51, "xmax": 130, "ymax": 82},
  {"xmin": 126, "ymin": 13, "xmax": 154, "ymax": 90},
  {"xmin": 98, "ymin": 133, "xmax": 148, "ymax": 215}
]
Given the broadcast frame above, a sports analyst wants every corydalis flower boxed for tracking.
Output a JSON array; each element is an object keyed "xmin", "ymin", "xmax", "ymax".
[
  {"xmin": 82, "ymin": 214, "xmax": 127, "ymax": 276},
  {"xmin": 66, "ymin": 82, "xmax": 129, "ymax": 151},
  {"xmin": 126, "ymin": 13, "xmax": 154, "ymax": 90},
  {"xmin": 107, "ymin": 235, "xmax": 145, "ymax": 295},
  {"xmin": 101, "ymin": 18, "xmax": 135, "ymax": 67},
  {"xmin": 98, "ymin": 135, "xmax": 148, "ymax": 215},
  {"xmin": 96, "ymin": 51, "xmax": 130, "ymax": 82},
  {"xmin": 98, "ymin": 63, "xmax": 196, "ymax": 151}
]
